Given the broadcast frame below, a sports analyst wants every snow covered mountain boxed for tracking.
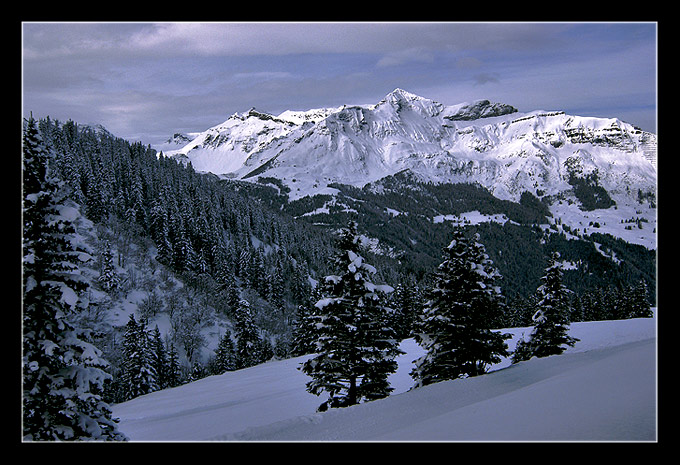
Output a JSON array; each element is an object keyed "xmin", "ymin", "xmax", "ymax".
[{"xmin": 162, "ymin": 88, "xmax": 657, "ymax": 206}]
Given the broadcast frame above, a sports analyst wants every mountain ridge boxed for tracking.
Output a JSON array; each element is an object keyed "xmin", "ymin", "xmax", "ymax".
[{"xmin": 159, "ymin": 89, "xmax": 656, "ymax": 209}]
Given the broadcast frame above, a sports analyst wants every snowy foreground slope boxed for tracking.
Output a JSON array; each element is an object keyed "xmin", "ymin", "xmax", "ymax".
[{"xmin": 112, "ymin": 316, "xmax": 657, "ymax": 442}]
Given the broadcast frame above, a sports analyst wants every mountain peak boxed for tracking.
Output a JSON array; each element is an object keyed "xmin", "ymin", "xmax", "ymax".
[
  {"xmin": 381, "ymin": 88, "xmax": 434, "ymax": 105},
  {"xmin": 386, "ymin": 88, "xmax": 422, "ymax": 100},
  {"xmin": 377, "ymin": 88, "xmax": 443, "ymax": 117}
]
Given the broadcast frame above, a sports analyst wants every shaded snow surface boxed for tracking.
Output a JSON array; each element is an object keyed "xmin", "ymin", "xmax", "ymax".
[{"xmin": 112, "ymin": 317, "xmax": 656, "ymax": 442}]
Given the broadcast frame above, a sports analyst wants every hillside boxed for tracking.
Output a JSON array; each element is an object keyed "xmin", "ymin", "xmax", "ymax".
[
  {"xmin": 156, "ymin": 89, "xmax": 657, "ymax": 299},
  {"xmin": 111, "ymin": 315, "xmax": 656, "ymax": 442},
  {"xmin": 27, "ymin": 116, "xmax": 658, "ymax": 406},
  {"xmin": 23, "ymin": 107, "xmax": 658, "ymax": 443}
]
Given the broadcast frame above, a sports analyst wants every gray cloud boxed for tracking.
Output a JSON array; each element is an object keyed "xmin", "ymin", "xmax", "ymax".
[
  {"xmin": 22, "ymin": 22, "xmax": 657, "ymax": 142},
  {"xmin": 24, "ymin": 22, "xmax": 569, "ymax": 60},
  {"xmin": 376, "ymin": 47, "xmax": 435, "ymax": 68},
  {"xmin": 473, "ymin": 73, "xmax": 500, "ymax": 85}
]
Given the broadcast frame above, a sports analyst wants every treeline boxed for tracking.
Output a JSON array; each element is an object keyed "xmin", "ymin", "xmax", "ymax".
[
  {"xmin": 285, "ymin": 170, "xmax": 655, "ymax": 301},
  {"xmin": 37, "ymin": 118, "xmax": 332, "ymax": 284},
  {"xmin": 472, "ymin": 222, "xmax": 656, "ymax": 301},
  {"xmin": 106, "ymin": 298, "xmax": 281, "ymax": 404},
  {"xmin": 33, "ymin": 117, "xmax": 340, "ymax": 402},
  {"xmin": 504, "ymin": 280, "xmax": 653, "ymax": 328},
  {"xmin": 284, "ymin": 173, "xmax": 553, "ymax": 285}
]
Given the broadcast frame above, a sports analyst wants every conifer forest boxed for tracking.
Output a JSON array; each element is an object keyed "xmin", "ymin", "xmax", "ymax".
[{"xmin": 22, "ymin": 117, "xmax": 655, "ymax": 441}]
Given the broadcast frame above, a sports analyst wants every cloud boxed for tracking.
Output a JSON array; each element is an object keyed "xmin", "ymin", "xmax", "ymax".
[
  {"xmin": 473, "ymin": 73, "xmax": 500, "ymax": 85},
  {"xmin": 375, "ymin": 47, "xmax": 435, "ymax": 68},
  {"xmin": 24, "ymin": 22, "xmax": 571, "ymax": 60},
  {"xmin": 125, "ymin": 22, "xmax": 402, "ymax": 57},
  {"xmin": 230, "ymin": 71, "xmax": 296, "ymax": 82},
  {"xmin": 22, "ymin": 22, "xmax": 657, "ymax": 141},
  {"xmin": 456, "ymin": 56, "xmax": 483, "ymax": 69}
]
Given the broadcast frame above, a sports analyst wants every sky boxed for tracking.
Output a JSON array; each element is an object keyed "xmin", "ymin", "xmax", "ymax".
[{"xmin": 22, "ymin": 22, "xmax": 657, "ymax": 147}]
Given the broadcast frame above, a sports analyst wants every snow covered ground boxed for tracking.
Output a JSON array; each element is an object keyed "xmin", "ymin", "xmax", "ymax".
[{"xmin": 112, "ymin": 315, "xmax": 657, "ymax": 442}]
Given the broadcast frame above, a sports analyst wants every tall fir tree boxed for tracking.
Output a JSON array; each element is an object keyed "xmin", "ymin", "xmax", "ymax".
[
  {"xmin": 233, "ymin": 299, "xmax": 262, "ymax": 369},
  {"xmin": 290, "ymin": 291, "xmax": 321, "ymax": 357},
  {"xmin": 214, "ymin": 330, "xmax": 237, "ymax": 374},
  {"xmin": 411, "ymin": 227, "xmax": 510, "ymax": 387},
  {"xmin": 166, "ymin": 344, "xmax": 183, "ymax": 388},
  {"xmin": 300, "ymin": 221, "xmax": 402, "ymax": 411},
  {"xmin": 512, "ymin": 252, "xmax": 579, "ymax": 363},
  {"xmin": 630, "ymin": 280, "xmax": 653, "ymax": 318},
  {"xmin": 120, "ymin": 314, "xmax": 158, "ymax": 400},
  {"xmin": 267, "ymin": 266, "xmax": 286, "ymax": 315},
  {"xmin": 150, "ymin": 326, "xmax": 169, "ymax": 389},
  {"xmin": 98, "ymin": 240, "xmax": 120, "ymax": 295},
  {"xmin": 149, "ymin": 199, "xmax": 172, "ymax": 265},
  {"xmin": 22, "ymin": 117, "xmax": 126, "ymax": 441},
  {"xmin": 390, "ymin": 281, "xmax": 420, "ymax": 339}
]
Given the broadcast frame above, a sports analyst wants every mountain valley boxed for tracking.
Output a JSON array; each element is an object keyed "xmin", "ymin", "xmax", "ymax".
[{"xmin": 157, "ymin": 88, "xmax": 657, "ymax": 299}]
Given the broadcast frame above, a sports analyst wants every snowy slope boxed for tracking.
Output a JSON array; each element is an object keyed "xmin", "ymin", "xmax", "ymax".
[
  {"xmin": 111, "ymin": 315, "xmax": 656, "ymax": 442},
  {"xmin": 162, "ymin": 89, "xmax": 656, "ymax": 205}
]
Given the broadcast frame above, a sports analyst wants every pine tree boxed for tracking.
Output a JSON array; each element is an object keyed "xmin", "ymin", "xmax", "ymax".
[
  {"xmin": 300, "ymin": 221, "xmax": 403, "ymax": 411},
  {"xmin": 120, "ymin": 314, "xmax": 158, "ymax": 400},
  {"xmin": 257, "ymin": 336, "xmax": 275, "ymax": 363},
  {"xmin": 214, "ymin": 330, "xmax": 237, "ymax": 374},
  {"xmin": 251, "ymin": 248, "xmax": 267, "ymax": 293},
  {"xmin": 237, "ymin": 249, "xmax": 251, "ymax": 280},
  {"xmin": 151, "ymin": 326, "xmax": 169, "ymax": 389},
  {"xmin": 630, "ymin": 280, "xmax": 653, "ymax": 318},
  {"xmin": 98, "ymin": 240, "xmax": 120, "ymax": 294},
  {"xmin": 289, "ymin": 261, "xmax": 312, "ymax": 307},
  {"xmin": 512, "ymin": 252, "xmax": 579, "ymax": 363},
  {"xmin": 172, "ymin": 222, "xmax": 196, "ymax": 273},
  {"xmin": 273, "ymin": 334, "xmax": 291, "ymax": 359},
  {"xmin": 234, "ymin": 299, "xmax": 262, "ymax": 369},
  {"xmin": 22, "ymin": 117, "xmax": 126, "ymax": 441},
  {"xmin": 149, "ymin": 199, "xmax": 172, "ymax": 265},
  {"xmin": 83, "ymin": 163, "xmax": 108, "ymax": 223},
  {"xmin": 391, "ymin": 281, "xmax": 419, "ymax": 339},
  {"xmin": 411, "ymin": 227, "xmax": 510, "ymax": 387},
  {"xmin": 166, "ymin": 344, "xmax": 182, "ymax": 387},
  {"xmin": 267, "ymin": 266, "xmax": 286, "ymax": 315},
  {"xmin": 225, "ymin": 277, "xmax": 241, "ymax": 316},
  {"xmin": 188, "ymin": 361, "xmax": 206, "ymax": 381},
  {"xmin": 291, "ymin": 294, "xmax": 320, "ymax": 357}
]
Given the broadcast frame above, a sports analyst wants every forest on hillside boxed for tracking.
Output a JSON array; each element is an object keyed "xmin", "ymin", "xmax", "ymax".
[{"xmin": 24, "ymin": 117, "xmax": 655, "ymax": 408}]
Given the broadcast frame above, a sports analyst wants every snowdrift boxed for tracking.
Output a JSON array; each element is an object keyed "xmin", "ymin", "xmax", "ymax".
[{"xmin": 112, "ymin": 316, "xmax": 656, "ymax": 442}]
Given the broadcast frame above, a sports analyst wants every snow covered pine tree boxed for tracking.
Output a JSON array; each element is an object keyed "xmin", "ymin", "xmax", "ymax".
[
  {"xmin": 97, "ymin": 240, "xmax": 120, "ymax": 295},
  {"xmin": 121, "ymin": 314, "xmax": 159, "ymax": 400},
  {"xmin": 512, "ymin": 252, "xmax": 579, "ymax": 363},
  {"xmin": 22, "ymin": 117, "xmax": 126, "ymax": 441},
  {"xmin": 234, "ymin": 299, "xmax": 263, "ymax": 369},
  {"xmin": 291, "ymin": 288, "xmax": 323, "ymax": 357},
  {"xmin": 300, "ymin": 221, "xmax": 403, "ymax": 411},
  {"xmin": 213, "ymin": 329, "xmax": 237, "ymax": 374},
  {"xmin": 411, "ymin": 226, "xmax": 510, "ymax": 387}
]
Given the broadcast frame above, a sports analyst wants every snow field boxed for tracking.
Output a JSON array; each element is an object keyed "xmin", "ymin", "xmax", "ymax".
[
  {"xmin": 112, "ymin": 315, "xmax": 656, "ymax": 442},
  {"xmin": 231, "ymin": 339, "xmax": 655, "ymax": 441}
]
